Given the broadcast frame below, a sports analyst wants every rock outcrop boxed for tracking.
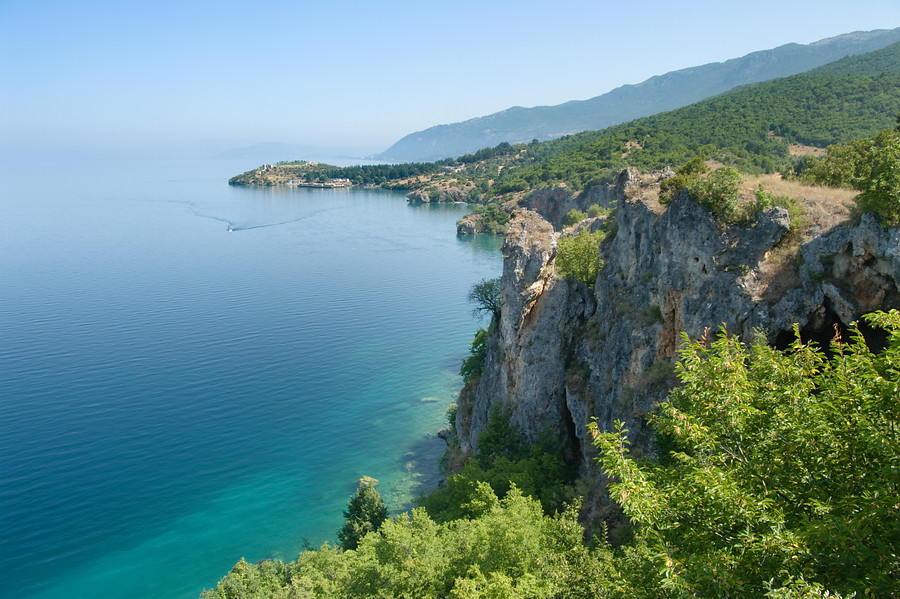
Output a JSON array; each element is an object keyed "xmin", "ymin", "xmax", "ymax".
[
  {"xmin": 455, "ymin": 213, "xmax": 481, "ymax": 236},
  {"xmin": 407, "ymin": 187, "xmax": 469, "ymax": 204},
  {"xmin": 456, "ymin": 168, "xmax": 900, "ymax": 516}
]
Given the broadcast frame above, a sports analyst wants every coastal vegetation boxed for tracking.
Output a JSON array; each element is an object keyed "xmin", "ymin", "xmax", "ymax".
[
  {"xmin": 229, "ymin": 42, "xmax": 900, "ymax": 235},
  {"xmin": 337, "ymin": 477, "xmax": 387, "ymax": 551},
  {"xmin": 201, "ymin": 311, "xmax": 900, "ymax": 598},
  {"xmin": 204, "ymin": 43, "xmax": 900, "ymax": 599}
]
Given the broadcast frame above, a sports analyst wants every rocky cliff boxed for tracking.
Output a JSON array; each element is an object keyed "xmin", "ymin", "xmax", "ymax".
[{"xmin": 455, "ymin": 168, "xmax": 900, "ymax": 519}]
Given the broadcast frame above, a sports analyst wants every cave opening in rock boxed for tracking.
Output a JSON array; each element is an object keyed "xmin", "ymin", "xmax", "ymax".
[
  {"xmin": 560, "ymin": 400, "xmax": 583, "ymax": 467},
  {"xmin": 772, "ymin": 303, "xmax": 891, "ymax": 355}
]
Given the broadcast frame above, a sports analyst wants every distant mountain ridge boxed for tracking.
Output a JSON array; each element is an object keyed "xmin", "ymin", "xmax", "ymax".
[{"xmin": 376, "ymin": 28, "xmax": 900, "ymax": 163}]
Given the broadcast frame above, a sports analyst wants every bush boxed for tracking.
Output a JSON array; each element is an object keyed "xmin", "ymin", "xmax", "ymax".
[
  {"xmin": 660, "ymin": 155, "xmax": 708, "ymax": 203},
  {"xmin": 337, "ymin": 477, "xmax": 388, "ymax": 551},
  {"xmin": 592, "ymin": 310, "xmax": 900, "ymax": 597},
  {"xmin": 739, "ymin": 184, "xmax": 807, "ymax": 236},
  {"xmin": 855, "ymin": 131, "xmax": 900, "ymax": 224},
  {"xmin": 556, "ymin": 229, "xmax": 605, "ymax": 286},
  {"xmin": 419, "ymin": 405, "xmax": 578, "ymax": 521},
  {"xmin": 689, "ymin": 166, "xmax": 742, "ymax": 221},
  {"xmin": 460, "ymin": 328, "xmax": 488, "ymax": 384},
  {"xmin": 564, "ymin": 209, "xmax": 588, "ymax": 226},
  {"xmin": 805, "ymin": 129, "xmax": 900, "ymax": 225}
]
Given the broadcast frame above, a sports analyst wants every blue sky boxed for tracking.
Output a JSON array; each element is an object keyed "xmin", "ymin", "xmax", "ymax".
[{"xmin": 1, "ymin": 0, "xmax": 898, "ymax": 156}]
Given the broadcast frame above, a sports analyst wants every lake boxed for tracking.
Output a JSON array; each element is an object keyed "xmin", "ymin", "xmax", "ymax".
[{"xmin": 0, "ymin": 156, "xmax": 502, "ymax": 598}]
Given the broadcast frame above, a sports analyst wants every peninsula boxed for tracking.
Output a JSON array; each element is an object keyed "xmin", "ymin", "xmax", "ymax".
[{"xmin": 207, "ymin": 41, "xmax": 900, "ymax": 598}]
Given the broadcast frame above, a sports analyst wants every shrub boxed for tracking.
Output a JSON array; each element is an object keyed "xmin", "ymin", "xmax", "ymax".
[
  {"xmin": 419, "ymin": 406, "xmax": 578, "ymax": 521},
  {"xmin": 689, "ymin": 166, "xmax": 742, "ymax": 221},
  {"xmin": 460, "ymin": 328, "xmax": 489, "ymax": 384},
  {"xmin": 805, "ymin": 129, "xmax": 900, "ymax": 225},
  {"xmin": 741, "ymin": 184, "xmax": 807, "ymax": 237},
  {"xmin": 556, "ymin": 229, "xmax": 605, "ymax": 286},
  {"xmin": 592, "ymin": 310, "xmax": 900, "ymax": 597},
  {"xmin": 855, "ymin": 131, "xmax": 900, "ymax": 224},
  {"xmin": 660, "ymin": 155, "xmax": 708, "ymax": 203},
  {"xmin": 564, "ymin": 209, "xmax": 588, "ymax": 226},
  {"xmin": 586, "ymin": 203, "xmax": 604, "ymax": 218}
]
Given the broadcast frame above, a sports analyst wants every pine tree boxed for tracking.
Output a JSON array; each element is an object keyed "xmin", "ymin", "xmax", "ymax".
[{"xmin": 337, "ymin": 476, "xmax": 387, "ymax": 550}]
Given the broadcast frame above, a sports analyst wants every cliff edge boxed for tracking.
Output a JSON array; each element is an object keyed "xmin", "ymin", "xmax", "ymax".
[{"xmin": 456, "ymin": 168, "xmax": 900, "ymax": 521}]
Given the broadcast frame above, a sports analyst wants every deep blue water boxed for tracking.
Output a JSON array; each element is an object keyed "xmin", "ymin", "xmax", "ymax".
[{"xmin": 0, "ymin": 156, "xmax": 502, "ymax": 598}]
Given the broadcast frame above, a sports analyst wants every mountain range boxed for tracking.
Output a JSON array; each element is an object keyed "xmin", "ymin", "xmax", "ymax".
[{"xmin": 375, "ymin": 27, "xmax": 900, "ymax": 163}]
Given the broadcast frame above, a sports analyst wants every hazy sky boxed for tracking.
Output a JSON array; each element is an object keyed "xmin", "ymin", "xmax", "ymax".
[{"xmin": 1, "ymin": 0, "xmax": 898, "ymax": 156}]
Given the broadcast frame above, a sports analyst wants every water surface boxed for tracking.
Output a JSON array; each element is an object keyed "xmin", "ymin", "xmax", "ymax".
[{"xmin": 0, "ymin": 157, "xmax": 502, "ymax": 598}]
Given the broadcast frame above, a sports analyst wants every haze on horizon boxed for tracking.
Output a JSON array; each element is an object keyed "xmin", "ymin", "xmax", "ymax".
[{"xmin": 1, "ymin": 0, "xmax": 899, "ymax": 159}]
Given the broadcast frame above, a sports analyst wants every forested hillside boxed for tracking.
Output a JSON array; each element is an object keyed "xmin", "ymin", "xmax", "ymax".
[
  {"xmin": 375, "ymin": 28, "xmax": 900, "ymax": 162},
  {"xmin": 232, "ymin": 42, "xmax": 900, "ymax": 212},
  {"xmin": 210, "ymin": 39, "xmax": 900, "ymax": 598}
]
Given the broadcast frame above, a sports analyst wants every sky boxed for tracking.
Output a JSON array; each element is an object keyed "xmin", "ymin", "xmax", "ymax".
[{"xmin": 1, "ymin": 0, "xmax": 899, "ymax": 157}]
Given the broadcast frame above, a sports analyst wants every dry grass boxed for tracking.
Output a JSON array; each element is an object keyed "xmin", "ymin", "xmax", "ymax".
[
  {"xmin": 740, "ymin": 174, "xmax": 857, "ymax": 236},
  {"xmin": 625, "ymin": 171, "xmax": 666, "ymax": 214},
  {"xmin": 789, "ymin": 144, "xmax": 827, "ymax": 157},
  {"xmin": 738, "ymin": 174, "xmax": 857, "ymax": 301},
  {"xmin": 631, "ymin": 170, "xmax": 860, "ymax": 302}
]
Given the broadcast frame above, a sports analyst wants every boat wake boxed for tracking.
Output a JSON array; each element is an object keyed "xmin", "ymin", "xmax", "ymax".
[{"xmin": 188, "ymin": 205, "xmax": 347, "ymax": 233}]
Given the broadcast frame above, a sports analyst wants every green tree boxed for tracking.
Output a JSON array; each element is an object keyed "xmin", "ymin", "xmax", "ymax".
[
  {"xmin": 855, "ymin": 130, "xmax": 900, "ymax": 224},
  {"xmin": 555, "ymin": 229, "xmax": 605, "ymax": 286},
  {"xmin": 338, "ymin": 477, "xmax": 388, "ymax": 550},
  {"xmin": 564, "ymin": 209, "xmax": 588, "ymax": 227},
  {"xmin": 689, "ymin": 166, "xmax": 742, "ymax": 221},
  {"xmin": 467, "ymin": 277, "xmax": 502, "ymax": 320},
  {"xmin": 460, "ymin": 328, "xmax": 488, "ymax": 384},
  {"xmin": 591, "ymin": 310, "xmax": 900, "ymax": 598}
]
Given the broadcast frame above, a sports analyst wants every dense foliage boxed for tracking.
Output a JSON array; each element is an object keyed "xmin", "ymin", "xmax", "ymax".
[
  {"xmin": 459, "ymin": 328, "xmax": 488, "ymax": 384},
  {"xmin": 592, "ymin": 310, "xmax": 900, "ymax": 598},
  {"xmin": 419, "ymin": 405, "xmax": 578, "ymax": 523},
  {"xmin": 232, "ymin": 45, "xmax": 900, "ymax": 213},
  {"xmin": 201, "ymin": 484, "xmax": 616, "ymax": 599},
  {"xmin": 688, "ymin": 166, "xmax": 743, "ymax": 221},
  {"xmin": 659, "ymin": 155, "xmax": 708, "ymax": 203},
  {"xmin": 337, "ymin": 477, "xmax": 387, "ymax": 551},
  {"xmin": 556, "ymin": 228, "xmax": 606, "ymax": 286},
  {"xmin": 802, "ymin": 129, "xmax": 900, "ymax": 224},
  {"xmin": 201, "ymin": 311, "xmax": 899, "ymax": 598}
]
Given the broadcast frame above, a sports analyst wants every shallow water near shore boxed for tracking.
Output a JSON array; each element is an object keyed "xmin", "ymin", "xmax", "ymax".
[{"xmin": 0, "ymin": 156, "xmax": 502, "ymax": 599}]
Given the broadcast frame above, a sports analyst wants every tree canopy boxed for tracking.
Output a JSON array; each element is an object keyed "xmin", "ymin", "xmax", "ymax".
[
  {"xmin": 467, "ymin": 277, "xmax": 502, "ymax": 320},
  {"xmin": 337, "ymin": 477, "xmax": 387, "ymax": 551},
  {"xmin": 202, "ymin": 311, "xmax": 900, "ymax": 598},
  {"xmin": 592, "ymin": 310, "xmax": 900, "ymax": 598}
]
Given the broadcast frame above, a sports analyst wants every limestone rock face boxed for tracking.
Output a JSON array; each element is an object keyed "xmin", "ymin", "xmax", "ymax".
[
  {"xmin": 456, "ymin": 214, "xmax": 480, "ymax": 236},
  {"xmin": 525, "ymin": 182, "xmax": 620, "ymax": 229},
  {"xmin": 456, "ymin": 172, "xmax": 900, "ymax": 484},
  {"xmin": 407, "ymin": 187, "xmax": 468, "ymax": 204},
  {"xmin": 526, "ymin": 187, "xmax": 582, "ymax": 229}
]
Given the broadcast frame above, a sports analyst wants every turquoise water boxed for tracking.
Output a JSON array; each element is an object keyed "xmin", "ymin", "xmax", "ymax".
[{"xmin": 0, "ymin": 157, "xmax": 502, "ymax": 598}]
